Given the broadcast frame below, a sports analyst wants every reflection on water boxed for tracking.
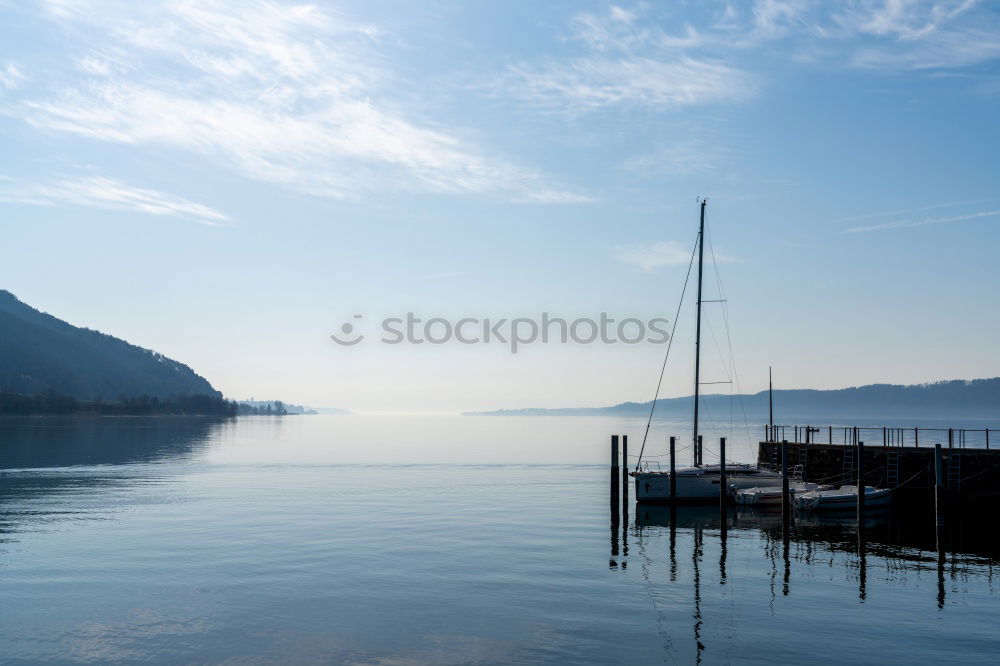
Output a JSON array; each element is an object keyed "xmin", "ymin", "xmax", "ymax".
[
  {"xmin": 2, "ymin": 416, "xmax": 999, "ymax": 664},
  {"xmin": 0, "ymin": 416, "xmax": 224, "ymax": 469},
  {"xmin": 629, "ymin": 502, "xmax": 999, "ymax": 661},
  {"xmin": 0, "ymin": 417, "xmax": 225, "ymax": 542}
]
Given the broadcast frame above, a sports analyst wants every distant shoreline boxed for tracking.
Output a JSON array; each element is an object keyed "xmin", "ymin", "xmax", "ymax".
[{"xmin": 462, "ymin": 377, "xmax": 1000, "ymax": 420}]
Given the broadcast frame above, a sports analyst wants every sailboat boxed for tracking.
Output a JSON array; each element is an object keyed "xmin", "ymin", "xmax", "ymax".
[{"xmin": 632, "ymin": 200, "xmax": 782, "ymax": 502}]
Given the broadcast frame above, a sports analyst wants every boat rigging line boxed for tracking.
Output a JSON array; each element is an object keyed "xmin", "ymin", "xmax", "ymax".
[
  {"xmin": 705, "ymin": 224, "xmax": 755, "ymax": 450},
  {"xmin": 634, "ymin": 229, "xmax": 700, "ymax": 472}
]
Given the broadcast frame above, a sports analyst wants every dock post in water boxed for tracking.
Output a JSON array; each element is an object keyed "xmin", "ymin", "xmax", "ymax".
[
  {"xmin": 781, "ymin": 440, "xmax": 790, "ymax": 528},
  {"xmin": 719, "ymin": 437, "xmax": 727, "ymax": 517},
  {"xmin": 934, "ymin": 443, "xmax": 945, "ymax": 548},
  {"xmin": 857, "ymin": 441, "xmax": 866, "ymax": 523},
  {"xmin": 611, "ymin": 435, "xmax": 620, "ymax": 525},
  {"xmin": 669, "ymin": 436, "xmax": 677, "ymax": 502},
  {"xmin": 621, "ymin": 435, "xmax": 628, "ymax": 517}
]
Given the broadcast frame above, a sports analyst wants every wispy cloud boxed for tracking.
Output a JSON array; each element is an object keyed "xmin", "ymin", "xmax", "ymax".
[
  {"xmin": 0, "ymin": 174, "xmax": 229, "ymax": 224},
  {"xmin": 1, "ymin": 62, "xmax": 25, "ymax": 90},
  {"xmin": 501, "ymin": 57, "xmax": 755, "ymax": 115},
  {"xmin": 495, "ymin": 6, "xmax": 757, "ymax": 115},
  {"xmin": 619, "ymin": 138, "xmax": 731, "ymax": 176},
  {"xmin": 734, "ymin": 1, "xmax": 1000, "ymax": 70},
  {"xmin": 495, "ymin": 1, "xmax": 1000, "ymax": 118},
  {"xmin": 9, "ymin": 1, "xmax": 585, "ymax": 204},
  {"xmin": 831, "ymin": 197, "xmax": 1000, "ymax": 223},
  {"xmin": 614, "ymin": 241, "xmax": 695, "ymax": 271},
  {"xmin": 844, "ymin": 209, "xmax": 1000, "ymax": 233},
  {"xmin": 834, "ymin": 0, "xmax": 1000, "ymax": 69},
  {"xmin": 840, "ymin": 0, "xmax": 977, "ymax": 40},
  {"xmin": 749, "ymin": 0, "xmax": 814, "ymax": 40}
]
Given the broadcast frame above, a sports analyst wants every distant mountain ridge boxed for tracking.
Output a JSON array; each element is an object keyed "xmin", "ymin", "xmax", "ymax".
[
  {"xmin": 464, "ymin": 378, "xmax": 1000, "ymax": 419},
  {"xmin": 0, "ymin": 290, "xmax": 220, "ymax": 401}
]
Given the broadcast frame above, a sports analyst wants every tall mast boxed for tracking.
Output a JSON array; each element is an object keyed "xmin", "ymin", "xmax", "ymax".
[
  {"xmin": 769, "ymin": 366, "xmax": 774, "ymax": 427},
  {"xmin": 692, "ymin": 199, "xmax": 706, "ymax": 465}
]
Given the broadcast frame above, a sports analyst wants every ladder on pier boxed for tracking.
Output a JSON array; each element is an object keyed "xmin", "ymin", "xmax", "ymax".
[
  {"xmin": 799, "ymin": 446, "xmax": 809, "ymax": 480},
  {"xmin": 948, "ymin": 452, "xmax": 962, "ymax": 490},
  {"xmin": 885, "ymin": 450, "xmax": 900, "ymax": 488},
  {"xmin": 841, "ymin": 446, "xmax": 855, "ymax": 483}
]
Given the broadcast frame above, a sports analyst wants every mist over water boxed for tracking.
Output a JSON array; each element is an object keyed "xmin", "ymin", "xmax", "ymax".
[{"xmin": 2, "ymin": 415, "xmax": 997, "ymax": 664}]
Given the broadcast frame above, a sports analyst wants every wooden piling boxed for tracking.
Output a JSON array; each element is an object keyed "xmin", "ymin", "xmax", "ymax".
[
  {"xmin": 781, "ymin": 440, "xmax": 790, "ymax": 527},
  {"xmin": 719, "ymin": 437, "xmax": 727, "ymax": 515},
  {"xmin": 857, "ymin": 441, "xmax": 866, "ymax": 522},
  {"xmin": 934, "ymin": 443, "xmax": 944, "ymax": 549},
  {"xmin": 611, "ymin": 435, "xmax": 620, "ymax": 525},
  {"xmin": 669, "ymin": 436, "xmax": 677, "ymax": 502},
  {"xmin": 621, "ymin": 435, "xmax": 628, "ymax": 516}
]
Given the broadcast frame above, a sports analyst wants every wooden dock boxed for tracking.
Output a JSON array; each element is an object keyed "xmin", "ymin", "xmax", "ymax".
[{"xmin": 758, "ymin": 425, "xmax": 1000, "ymax": 496}]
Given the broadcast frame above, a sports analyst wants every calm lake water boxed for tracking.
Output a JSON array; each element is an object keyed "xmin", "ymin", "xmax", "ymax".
[{"xmin": 1, "ymin": 415, "xmax": 998, "ymax": 664}]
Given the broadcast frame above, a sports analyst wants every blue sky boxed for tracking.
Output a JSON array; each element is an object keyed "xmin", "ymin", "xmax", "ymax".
[{"xmin": 1, "ymin": 0, "xmax": 999, "ymax": 413}]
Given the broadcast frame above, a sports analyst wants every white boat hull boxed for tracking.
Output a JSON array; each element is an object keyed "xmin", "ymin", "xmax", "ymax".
[
  {"xmin": 634, "ymin": 467, "xmax": 783, "ymax": 502},
  {"xmin": 735, "ymin": 482, "xmax": 830, "ymax": 507},
  {"xmin": 793, "ymin": 486, "xmax": 892, "ymax": 511}
]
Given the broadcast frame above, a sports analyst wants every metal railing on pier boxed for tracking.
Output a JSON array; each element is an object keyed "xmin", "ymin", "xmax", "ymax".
[{"xmin": 763, "ymin": 424, "xmax": 995, "ymax": 449}]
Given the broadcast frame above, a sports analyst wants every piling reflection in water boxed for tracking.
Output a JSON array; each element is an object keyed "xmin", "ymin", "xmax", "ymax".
[
  {"xmin": 624, "ymin": 502, "xmax": 999, "ymax": 609},
  {"xmin": 692, "ymin": 524, "xmax": 704, "ymax": 664},
  {"xmin": 619, "ymin": 502, "xmax": 998, "ymax": 663},
  {"xmin": 669, "ymin": 505, "xmax": 677, "ymax": 582},
  {"xmin": 937, "ymin": 544, "xmax": 947, "ymax": 610},
  {"xmin": 719, "ymin": 509, "xmax": 727, "ymax": 586}
]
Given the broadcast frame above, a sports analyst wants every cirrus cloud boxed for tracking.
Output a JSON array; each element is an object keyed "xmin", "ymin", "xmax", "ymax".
[
  {"xmin": 10, "ymin": 0, "xmax": 587, "ymax": 204},
  {"xmin": 0, "ymin": 174, "xmax": 229, "ymax": 224}
]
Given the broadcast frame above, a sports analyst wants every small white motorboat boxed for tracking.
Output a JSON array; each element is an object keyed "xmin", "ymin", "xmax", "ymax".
[
  {"xmin": 793, "ymin": 485, "xmax": 891, "ymax": 511},
  {"xmin": 734, "ymin": 482, "xmax": 831, "ymax": 507}
]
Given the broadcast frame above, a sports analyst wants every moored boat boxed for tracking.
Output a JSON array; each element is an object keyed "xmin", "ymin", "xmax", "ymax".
[
  {"xmin": 734, "ymin": 482, "xmax": 831, "ymax": 507},
  {"xmin": 632, "ymin": 201, "xmax": 778, "ymax": 503},
  {"xmin": 793, "ymin": 485, "xmax": 891, "ymax": 511},
  {"xmin": 634, "ymin": 464, "xmax": 783, "ymax": 502}
]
